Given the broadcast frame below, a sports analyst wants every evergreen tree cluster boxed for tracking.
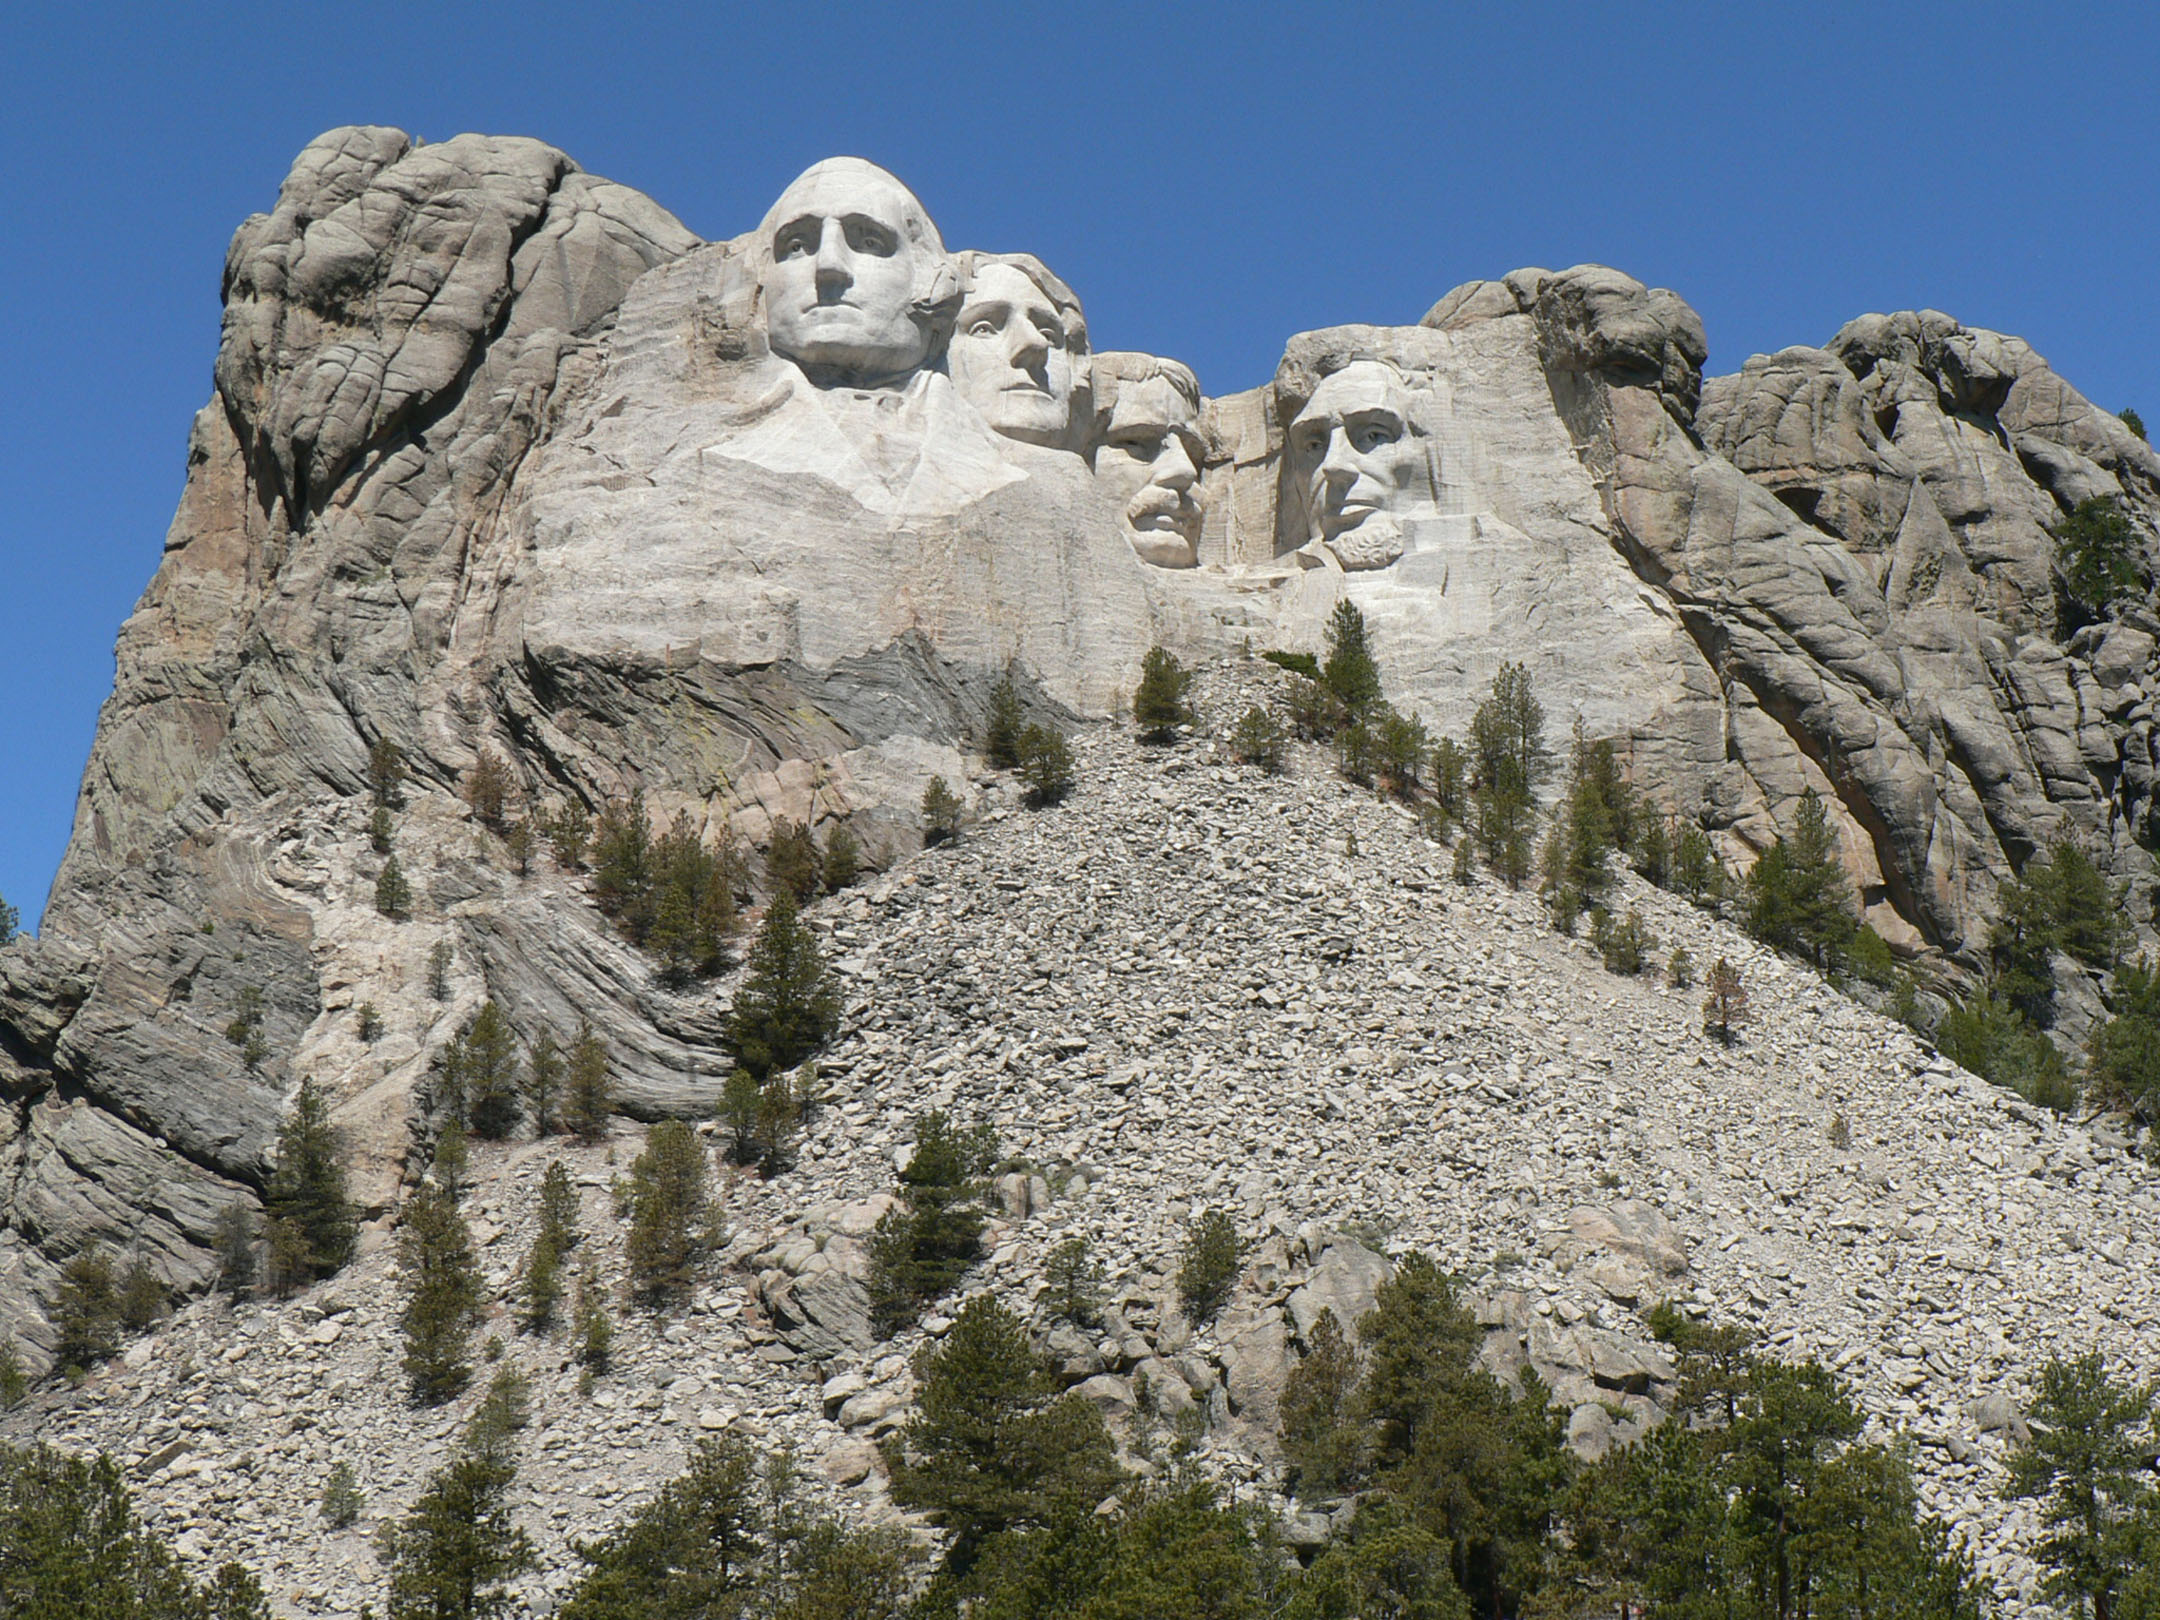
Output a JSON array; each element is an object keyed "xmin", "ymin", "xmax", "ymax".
[
  {"xmin": 0, "ymin": 1443, "xmax": 271, "ymax": 1618},
  {"xmin": 588, "ymin": 792, "xmax": 743, "ymax": 983},
  {"xmin": 622, "ymin": 1119, "xmax": 716, "ymax": 1306},
  {"xmin": 2053, "ymin": 495, "xmax": 2148, "ymax": 627},
  {"xmin": 982, "ymin": 673, "xmax": 1078, "ymax": 807},
  {"xmin": 558, "ymin": 1432, "xmax": 912, "ymax": 1620}
]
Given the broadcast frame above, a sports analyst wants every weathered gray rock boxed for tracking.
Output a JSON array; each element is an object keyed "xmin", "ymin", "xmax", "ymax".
[{"xmin": 1285, "ymin": 1236, "xmax": 1390, "ymax": 1347}]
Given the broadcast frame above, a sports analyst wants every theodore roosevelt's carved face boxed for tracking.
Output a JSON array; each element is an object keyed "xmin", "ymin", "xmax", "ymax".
[
  {"xmin": 1288, "ymin": 360, "xmax": 1436, "ymax": 569},
  {"xmin": 1092, "ymin": 364, "xmax": 1204, "ymax": 567},
  {"xmin": 948, "ymin": 261, "xmax": 1083, "ymax": 448},
  {"xmin": 758, "ymin": 159, "xmax": 954, "ymax": 386}
]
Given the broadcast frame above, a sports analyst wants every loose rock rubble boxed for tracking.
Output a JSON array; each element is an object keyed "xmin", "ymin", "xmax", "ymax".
[{"xmin": 10, "ymin": 666, "xmax": 2160, "ymax": 1616}]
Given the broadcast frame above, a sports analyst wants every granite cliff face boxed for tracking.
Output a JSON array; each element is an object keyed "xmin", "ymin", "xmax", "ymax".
[{"xmin": 2, "ymin": 125, "xmax": 2158, "ymax": 1383}]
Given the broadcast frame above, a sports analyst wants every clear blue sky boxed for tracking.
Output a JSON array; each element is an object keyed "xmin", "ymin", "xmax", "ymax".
[{"xmin": 3, "ymin": 2, "xmax": 2153, "ymax": 930}]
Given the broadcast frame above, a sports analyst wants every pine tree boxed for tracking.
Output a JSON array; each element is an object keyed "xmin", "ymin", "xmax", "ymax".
[
  {"xmin": 546, "ymin": 799, "xmax": 593, "ymax": 870},
  {"xmin": 765, "ymin": 818, "xmax": 823, "ymax": 904},
  {"xmin": 573, "ymin": 1263, "xmax": 611, "ymax": 1376},
  {"xmin": 2004, "ymin": 1353, "xmax": 2157, "ymax": 1620},
  {"xmin": 1744, "ymin": 787, "xmax": 1856, "ymax": 973},
  {"xmin": 1132, "ymin": 646, "xmax": 1196, "ymax": 742},
  {"xmin": 382, "ymin": 1407, "xmax": 535, "ymax": 1620},
  {"xmin": 0, "ymin": 1340, "xmax": 25, "ymax": 1409},
  {"xmin": 1176, "ymin": 1208, "xmax": 1245, "ymax": 1324},
  {"xmin": 562, "ymin": 1022, "xmax": 614, "ymax": 1141},
  {"xmin": 322, "ymin": 1460, "xmax": 365, "ymax": 1529},
  {"xmin": 428, "ymin": 938, "xmax": 454, "ymax": 1000},
  {"xmin": 1280, "ymin": 1307, "xmax": 1367, "ymax": 1496},
  {"xmin": 866, "ymin": 1111, "xmax": 996, "ymax": 1333},
  {"xmin": 264, "ymin": 1077, "xmax": 357, "ymax": 1286},
  {"xmin": 1016, "ymin": 724, "xmax": 1076, "ymax": 807},
  {"xmin": 0, "ymin": 1444, "xmax": 273, "ymax": 1618},
  {"xmin": 1321, "ymin": 600, "xmax": 1384, "ymax": 718},
  {"xmin": 727, "ymin": 890, "xmax": 841, "ymax": 1079},
  {"xmin": 625, "ymin": 1120, "xmax": 714, "ymax": 1306},
  {"xmin": 884, "ymin": 1296, "xmax": 1122, "ymax": 1564},
  {"xmin": 1042, "ymin": 1234, "xmax": 1104, "ymax": 1329},
  {"xmin": 397, "ymin": 1183, "xmax": 483, "ymax": 1406},
  {"xmin": 984, "ymin": 675, "xmax": 1026, "ymax": 770},
  {"xmin": 431, "ymin": 1118, "xmax": 471, "ymax": 1203},
  {"xmin": 375, "ymin": 854, "xmax": 414, "ymax": 920},
  {"xmin": 52, "ymin": 1244, "xmax": 122, "ymax": 1376},
  {"xmin": 521, "ymin": 1227, "xmax": 564, "ymax": 1334},
  {"xmin": 368, "ymin": 737, "xmax": 408, "ymax": 810},
  {"xmin": 921, "ymin": 776, "xmax": 963, "ymax": 844},
  {"xmin": 822, "ymin": 822, "xmax": 862, "ymax": 892},
  {"xmin": 1229, "ymin": 705, "xmax": 1287, "ymax": 773},
  {"xmin": 455, "ymin": 1002, "xmax": 523, "ymax": 1140},
  {"xmin": 370, "ymin": 805, "xmax": 395, "ymax": 855},
  {"xmin": 524, "ymin": 1029, "xmax": 563, "ymax": 1136},
  {"xmin": 0, "ymin": 895, "xmax": 16, "ymax": 947},
  {"xmin": 539, "ymin": 1161, "xmax": 581, "ymax": 1253}
]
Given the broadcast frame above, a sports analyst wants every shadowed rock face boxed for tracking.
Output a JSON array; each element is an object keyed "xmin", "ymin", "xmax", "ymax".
[{"xmin": 3, "ymin": 127, "xmax": 2158, "ymax": 1361}]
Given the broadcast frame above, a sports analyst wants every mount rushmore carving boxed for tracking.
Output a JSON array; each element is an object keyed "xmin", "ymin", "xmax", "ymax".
[{"xmin": 0, "ymin": 127, "xmax": 2157, "ymax": 1355}]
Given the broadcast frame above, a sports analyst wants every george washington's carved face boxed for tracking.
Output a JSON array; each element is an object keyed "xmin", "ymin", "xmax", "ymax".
[{"xmin": 758, "ymin": 159, "xmax": 953, "ymax": 386}]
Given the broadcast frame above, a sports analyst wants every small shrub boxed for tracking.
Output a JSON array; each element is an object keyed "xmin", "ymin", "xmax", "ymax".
[
  {"xmin": 117, "ymin": 1259, "xmax": 166, "ymax": 1334},
  {"xmin": 1176, "ymin": 1208, "xmax": 1244, "ymax": 1325},
  {"xmin": 821, "ymin": 823, "xmax": 861, "ymax": 892},
  {"xmin": 1848, "ymin": 923, "xmax": 1898, "ymax": 988},
  {"xmin": 465, "ymin": 751, "xmax": 514, "ymax": 829},
  {"xmin": 1229, "ymin": 705, "xmax": 1287, "ymax": 772},
  {"xmin": 322, "ymin": 1460, "xmax": 364, "ymax": 1528},
  {"xmin": 356, "ymin": 1002, "xmax": 384, "ymax": 1042},
  {"xmin": 546, "ymin": 800, "xmax": 593, "ymax": 870},
  {"xmin": 53, "ymin": 1244, "xmax": 122, "ymax": 1378},
  {"xmin": 2122, "ymin": 407, "xmax": 2148, "ymax": 442},
  {"xmin": 368, "ymin": 806, "xmax": 394, "ymax": 855},
  {"xmin": 1666, "ymin": 946, "xmax": 1694, "ymax": 989},
  {"xmin": 1043, "ymin": 1234, "xmax": 1105, "ymax": 1328},
  {"xmin": 0, "ymin": 1340, "xmax": 25, "ymax": 1409},
  {"xmin": 1591, "ymin": 906, "xmax": 1653, "ymax": 975},
  {"xmin": 765, "ymin": 818, "xmax": 822, "ymax": 904},
  {"xmin": 503, "ymin": 818, "xmax": 536, "ymax": 875},
  {"xmin": 1261, "ymin": 649, "xmax": 1320, "ymax": 680},
  {"xmin": 1283, "ymin": 675, "xmax": 1346, "ymax": 741},
  {"xmin": 1017, "ymin": 724, "xmax": 1076, "ymax": 807},
  {"xmin": 921, "ymin": 775, "xmax": 962, "ymax": 844},
  {"xmin": 1133, "ymin": 647, "xmax": 1197, "ymax": 742},
  {"xmin": 1703, "ymin": 957, "xmax": 1749, "ymax": 1045}
]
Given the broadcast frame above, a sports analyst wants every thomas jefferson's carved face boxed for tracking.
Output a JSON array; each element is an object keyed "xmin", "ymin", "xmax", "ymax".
[
  {"xmin": 1290, "ymin": 362, "xmax": 1432, "ymax": 555},
  {"xmin": 1094, "ymin": 375, "xmax": 1204, "ymax": 567},
  {"xmin": 948, "ymin": 263, "xmax": 1080, "ymax": 447},
  {"xmin": 760, "ymin": 161, "xmax": 945, "ymax": 384}
]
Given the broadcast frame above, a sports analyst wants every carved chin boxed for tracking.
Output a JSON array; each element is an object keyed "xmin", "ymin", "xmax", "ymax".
[
  {"xmin": 1126, "ymin": 527, "xmax": 1198, "ymax": 568},
  {"xmin": 1324, "ymin": 517, "xmax": 1404, "ymax": 571}
]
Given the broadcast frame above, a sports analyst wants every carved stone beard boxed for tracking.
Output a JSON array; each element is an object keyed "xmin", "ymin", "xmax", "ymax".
[{"xmin": 1325, "ymin": 513, "xmax": 1407, "ymax": 571}]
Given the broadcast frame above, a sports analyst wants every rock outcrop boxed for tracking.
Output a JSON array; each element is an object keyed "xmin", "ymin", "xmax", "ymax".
[{"xmin": 3, "ymin": 126, "xmax": 2158, "ymax": 1487}]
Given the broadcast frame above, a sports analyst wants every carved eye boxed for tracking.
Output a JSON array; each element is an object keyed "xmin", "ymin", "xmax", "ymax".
[
  {"xmin": 967, "ymin": 319, "xmax": 998, "ymax": 337},
  {"xmin": 844, "ymin": 217, "xmax": 899, "ymax": 256},
  {"xmin": 774, "ymin": 225, "xmax": 816, "ymax": 261},
  {"xmin": 1035, "ymin": 319, "xmax": 1064, "ymax": 347},
  {"xmin": 1351, "ymin": 422, "xmax": 1399, "ymax": 453},
  {"xmin": 1112, "ymin": 432, "xmax": 1164, "ymax": 461}
]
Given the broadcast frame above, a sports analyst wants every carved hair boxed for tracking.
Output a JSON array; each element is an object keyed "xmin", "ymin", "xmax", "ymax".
[
  {"xmin": 1092, "ymin": 351, "xmax": 1202, "ymax": 416},
  {"xmin": 954, "ymin": 251, "xmax": 1090, "ymax": 358}
]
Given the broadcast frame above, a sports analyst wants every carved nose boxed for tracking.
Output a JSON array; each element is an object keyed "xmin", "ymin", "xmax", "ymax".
[
  {"xmin": 813, "ymin": 221, "xmax": 852, "ymax": 291},
  {"xmin": 1158, "ymin": 436, "xmax": 1198, "ymax": 491},
  {"xmin": 1007, "ymin": 324, "xmax": 1049, "ymax": 371},
  {"xmin": 1317, "ymin": 430, "xmax": 1358, "ymax": 480}
]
